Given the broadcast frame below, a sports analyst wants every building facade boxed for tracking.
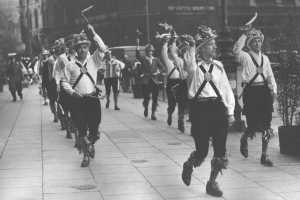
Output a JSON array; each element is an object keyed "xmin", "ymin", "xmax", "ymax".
[
  {"xmin": 20, "ymin": 0, "xmax": 300, "ymax": 54},
  {"xmin": 19, "ymin": 0, "xmax": 44, "ymax": 55}
]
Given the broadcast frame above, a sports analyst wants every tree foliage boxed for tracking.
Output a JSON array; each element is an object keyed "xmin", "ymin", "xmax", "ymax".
[{"xmin": 276, "ymin": 51, "xmax": 300, "ymax": 126}]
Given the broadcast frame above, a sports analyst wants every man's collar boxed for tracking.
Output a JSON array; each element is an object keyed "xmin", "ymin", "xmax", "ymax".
[
  {"xmin": 249, "ymin": 50, "xmax": 262, "ymax": 57},
  {"xmin": 75, "ymin": 52, "xmax": 91, "ymax": 65},
  {"xmin": 145, "ymin": 55, "xmax": 153, "ymax": 60},
  {"xmin": 197, "ymin": 58, "xmax": 223, "ymax": 72},
  {"xmin": 197, "ymin": 58, "xmax": 213, "ymax": 66}
]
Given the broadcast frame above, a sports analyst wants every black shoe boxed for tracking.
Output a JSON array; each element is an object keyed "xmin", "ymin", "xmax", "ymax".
[
  {"xmin": 114, "ymin": 106, "xmax": 120, "ymax": 111},
  {"xmin": 106, "ymin": 101, "xmax": 109, "ymax": 109},
  {"xmin": 53, "ymin": 116, "xmax": 58, "ymax": 123},
  {"xmin": 260, "ymin": 155, "xmax": 274, "ymax": 167},
  {"xmin": 206, "ymin": 181, "xmax": 223, "ymax": 197},
  {"xmin": 81, "ymin": 156, "xmax": 90, "ymax": 167},
  {"xmin": 151, "ymin": 113, "xmax": 157, "ymax": 120},
  {"xmin": 12, "ymin": 99, "xmax": 16, "ymax": 102},
  {"xmin": 167, "ymin": 114, "xmax": 172, "ymax": 126},
  {"xmin": 178, "ymin": 121, "xmax": 185, "ymax": 133},
  {"xmin": 61, "ymin": 127, "xmax": 66, "ymax": 131},
  {"xmin": 240, "ymin": 136, "xmax": 248, "ymax": 158},
  {"xmin": 66, "ymin": 132, "xmax": 72, "ymax": 139},
  {"xmin": 182, "ymin": 161, "xmax": 193, "ymax": 186},
  {"xmin": 144, "ymin": 108, "xmax": 148, "ymax": 117}
]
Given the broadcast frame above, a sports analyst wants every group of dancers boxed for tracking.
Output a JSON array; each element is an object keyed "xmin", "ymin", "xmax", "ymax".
[{"xmin": 37, "ymin": 20, "xmax": 277, "ymax": 197}]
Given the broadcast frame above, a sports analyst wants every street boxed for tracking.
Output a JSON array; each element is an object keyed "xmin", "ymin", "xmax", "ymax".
[{"xmin": 0, "ymin": 85, "xmax": 300, "ymax": 200}]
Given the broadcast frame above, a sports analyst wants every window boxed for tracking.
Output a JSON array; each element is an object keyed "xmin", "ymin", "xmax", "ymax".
[{"xmin": 34, "ymin": 9, "xmax": 39, "ymax": 28}]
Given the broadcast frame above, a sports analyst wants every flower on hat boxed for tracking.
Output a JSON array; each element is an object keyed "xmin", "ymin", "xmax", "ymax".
[
  {"xmin": 195, "ymin": 25, "xmax": 217, "ymax": 48},
  {"xmin": 246, "ymin": 28, "xmax": 264, "ymax": 48},
  {"xmin": 41, "ymin": 49, "xmax": 50, "ymax": 55}
]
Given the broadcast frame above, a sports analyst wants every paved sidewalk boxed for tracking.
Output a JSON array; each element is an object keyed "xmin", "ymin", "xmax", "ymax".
[{"xmin": 0, "ymin": 85, "xmax": 300, "ymax": 200}]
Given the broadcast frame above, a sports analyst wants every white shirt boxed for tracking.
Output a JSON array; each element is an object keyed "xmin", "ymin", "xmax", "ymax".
[
  {"xmin": 161, "ymin": 43, "xmax": 187, "ymax": 79},
  {"xmin": 233, "ymin": 34, "xmax": 277, "ymax": 94},
  {"xmin": 183, "ymin": 46, "xmax": 235, "ymax": 115},
  {"xmin": 53, "ymin": 53, "xmax": 69, "ymax": 85},
  {"xmin": 104, "ymin": 58, "xmax": 125, "ymax": 78},
  {"xmin": 61, "ymin": 34, "xmax": 106, "ymax": 95}
]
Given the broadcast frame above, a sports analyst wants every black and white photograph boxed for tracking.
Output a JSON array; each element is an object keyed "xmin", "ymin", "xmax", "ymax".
[{"xmin": 0, "ymin": 0, "xmax": 300, "ymax": 199}]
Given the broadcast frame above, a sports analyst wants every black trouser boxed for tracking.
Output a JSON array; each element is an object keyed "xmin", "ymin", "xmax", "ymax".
[
  {"xmin": 71, "ymin": 95, "xmax": 101, "ymax": 144},
  {"xmin": 58, "ymin": 87, "xmax": 74, "ymax": 132},
  {"xmin": 9, "ymin": 81, "xmax": 22, "ymax": 100},
  {"xmin": 189, "ymin": 99, "xmax": 228, "ymax": 164},
  {"xmin": 46, "ymin": 80, "xmax": 58, "ymax": 115},
  {"xmin": 166, "ymin": 79, "xmax": 187, "ymax": 121},
  {"xmin": 243, "ymin": 85, "xmax": 273, "ymax": 134},
  {"xmin": 142, "ymin": 79, "xmax": 159, "ymax": 112},
  {"xmin": 104, "ymin": 77, "xmax": 119, "ymax": 99}
]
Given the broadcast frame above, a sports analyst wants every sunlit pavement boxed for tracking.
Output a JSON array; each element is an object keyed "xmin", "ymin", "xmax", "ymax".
[{"xmin": 0, "ymin": 85, "xmax": 299, "ymax": 200}]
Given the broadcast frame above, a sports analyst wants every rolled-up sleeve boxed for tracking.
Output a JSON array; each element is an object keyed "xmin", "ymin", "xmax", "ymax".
[
  {"xmin": 60, "ymin": 64, "xmax": 75, "ymax": 95},
  {"xmin": 265, "ymin": 57, "xmax": 277, "ymax": 94},
  {"xmin": 92, "ymin": 33, "xmax": 106, "ymax": 69},
  {"xmin": 220, "ymin": 67, "xmax": 235, "ymax": 115}
]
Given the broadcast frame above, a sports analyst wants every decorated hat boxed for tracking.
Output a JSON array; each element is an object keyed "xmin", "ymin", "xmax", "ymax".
[
  {"xmin": 246, "ymin": 28, "xmax": 264, "ymax": 49},
  {"xmin": 7, "ymin": 52, "xmax": 17, "ymax": 57},
  {"xmin": 194, "ymin": 25, "xmax": 217, "ymax": 48},
  {"xmin": 52, "ymin": 38, "xmax": 66, "ymax": 55},
  {"xmin": 73, "ymin": 32, "xmax": 91, "ymax": 47},
  {"xmin": 53, "ymin": 38, "xmax": 65, "ymax": 49},
  {"xmin": 41, "ymin": 49, "xmax": 50, "ymax": 55},
  {"xmin": 145, "ymin": 43, "xmax": 155, "ymax": 52}
]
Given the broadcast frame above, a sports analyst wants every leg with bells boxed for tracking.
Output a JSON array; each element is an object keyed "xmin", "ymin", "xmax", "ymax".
[
  {"xmin": 177, "ymin": 99, "xmax": 185, "ymax": 133},
  {"xmin": 182, "ymin": 134, "xmax": 210, "ymax": 186},
  {"xmin": 207, "ymin": 111, "xmax": 228, "ymax": 197},
  {"xmin": 142, "ymin": 83, "xmax": 151, "ymax": 117},
  {"xmin": 260, "ymin": 110, "xmax": 274, "ymax": 166},
  {"xmin": 49, "ymin": 99, "xmax": 58, "ymax": 122},
  {"xmin": 104, "ymin": 78, "xmax": 112, "ymax": 108},
  {"xmin": 166, "ymin": 80, "xmax": 177, "ymax": 126},
  {"xmin": 10, "ymin": 88, "xmax": 17, "ymax": 101},
  {"xmin": 16, "ymin": 81, "xmax": 23, "ymax": 100},
  {"xmin": 86, "ymin": 96, "xmax": 101, "ymax": 159},
  {"xmin": 71, "ymin": 97, "xmax": 90, "ymax": 167},
  {"xmin": 151, "ymin": 81, "xmax": 160, "ymax": 120},
  {"xmin": 240, "ymin": 114, "xmax": 256, "ymax": 158},
  {"xmin": 182, "ymin": 101, "xmax": 210, "ymax": 186},
  {"xmin": 112, "ymin": 77, "xmax": 120, "ymax": 110}
]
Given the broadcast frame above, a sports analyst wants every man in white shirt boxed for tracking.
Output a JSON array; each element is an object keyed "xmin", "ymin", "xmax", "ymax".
[
  {"xmin": 161, "ymin": 36, "xmax": 188, "ymax": 133},
  {"xmin": 233, "ymin": 27, "xmax": 277, "ymax": 167},
  {"xmin": 52, "ymin": 37, "xmax": 74, "ymax": 139},
  {"xmin": 181, "ymin": 26, "xmax": 235, "ymax": 197},
  {"xmin": 61, "ymin": 25, "xmax": 106, "ymax": 167},
  {"xmin": 103, "ymin": 51, "xmax": 125, "ymax": 110}
]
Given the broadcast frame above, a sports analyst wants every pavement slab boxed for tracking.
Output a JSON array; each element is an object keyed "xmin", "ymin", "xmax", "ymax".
[{"xmin": 0, "ymin": 85, "xmax": 299, "ymax": 200}]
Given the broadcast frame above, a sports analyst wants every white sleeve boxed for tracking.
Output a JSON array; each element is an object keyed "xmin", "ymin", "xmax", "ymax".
[
  {"xmin": 60, "ymin": 65, "xmax": 75, "ymax": 95},
  {"xmin": 220, "ymin": 68, "xmax": 235, "ymax": 115},
  {"xmin": 117, "ymin": 59, "xmax": 125, "ymax": 70},
  {"xmin": 161, "ymin": 43, "xmax": 173, "ymax": 73},
  {"xmin": 233, "ymin": 34, "xmax": 250, "ymax": 64},
  {"xmin": 92, "ymin": 33, "xmax": 106, "ymax": 69},
  {"xmin": 183, "ymin": 46, "xmax": 197, "ymax": 74},
  {"xmin": 265, "ymin": 57, "xmax": 277, "ymax": 94}
]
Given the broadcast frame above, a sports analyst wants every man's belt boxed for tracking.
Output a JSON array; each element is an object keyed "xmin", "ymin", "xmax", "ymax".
[
  {"xmin": 195, "ymin": 97, "xmax": 219, "ymax": 102},
  {"xmin": 249, "ymin": 81, "xmax": 265, "ymax": 86}
]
